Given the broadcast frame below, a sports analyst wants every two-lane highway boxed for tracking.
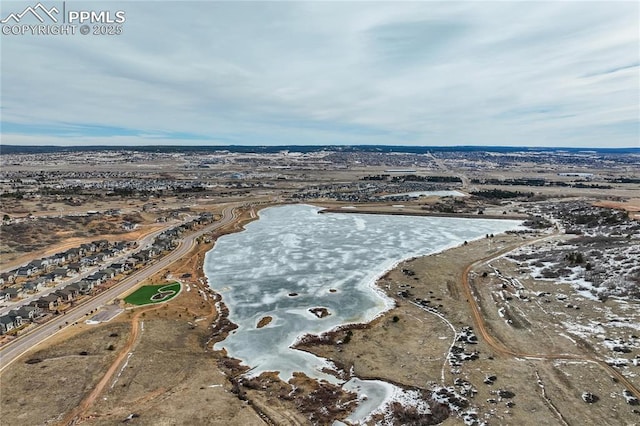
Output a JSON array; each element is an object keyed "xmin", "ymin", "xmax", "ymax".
[
  {"xmin": 0, "ymin": 224, "xmax": 181, "ymax": 317},
  {"xmin": 0, "ymin": 206, "xmax": 237, "ymax": 372}
]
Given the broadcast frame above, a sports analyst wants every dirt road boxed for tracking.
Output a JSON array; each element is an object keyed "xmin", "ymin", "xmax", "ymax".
[
  {"xmin": 460, "ymin": 232, "xmax": 640, "ymax": 400},
  {"xmin": 63, "ymin": 304, "xmax": 163, "ymax": 425}
]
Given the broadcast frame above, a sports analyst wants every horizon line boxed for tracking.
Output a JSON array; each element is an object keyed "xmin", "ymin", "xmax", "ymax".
[{"xmin": 1, "ymin": 143, "xmax": 638, "ymax": 151}]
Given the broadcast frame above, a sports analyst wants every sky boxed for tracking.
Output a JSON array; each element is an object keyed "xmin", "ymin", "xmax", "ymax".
[{"xmin": 0, "ymin": 1, "xmax": 638, "ymax": 148}]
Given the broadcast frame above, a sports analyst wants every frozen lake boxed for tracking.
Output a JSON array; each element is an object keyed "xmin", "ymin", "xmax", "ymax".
[{"xmin": 205, "ymin": 204, "xmax": 521, "ymax": 382}]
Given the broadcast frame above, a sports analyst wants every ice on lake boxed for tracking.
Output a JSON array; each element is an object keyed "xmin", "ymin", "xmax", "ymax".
[{"xmin": 205, "ymin": 204, "xmax": 521, "ymax": 382}]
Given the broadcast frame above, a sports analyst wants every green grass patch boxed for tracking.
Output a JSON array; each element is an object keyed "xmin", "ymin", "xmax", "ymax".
[{"xmin": 124, "ymin": 282, "xmax": 181, "ymax": 306}]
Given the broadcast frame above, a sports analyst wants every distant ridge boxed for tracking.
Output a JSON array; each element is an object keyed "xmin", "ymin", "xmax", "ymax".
[{"xmin": 0, "ymin": 145, "xmax": 638, "ymax": 155}]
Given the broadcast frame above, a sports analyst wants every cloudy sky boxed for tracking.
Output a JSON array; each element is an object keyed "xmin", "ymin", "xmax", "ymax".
[{"xmin": 1, "ymin": 1, "xmax": 638, "ymax": 147}]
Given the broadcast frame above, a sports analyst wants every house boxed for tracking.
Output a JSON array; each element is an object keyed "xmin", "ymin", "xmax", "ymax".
[
  {"xmin": 0, "ymin": 271, "xmax": 17, "ymax": 284},
  {"xmin": 12, "ymin": 305, "xmax": 41, "ymax": 321},
  {"xmin": 17, "ymin": 267, "xmax": 36, "ymax": 277},
  {"xmin": 94, "ymin": 240, "xmax": 109, "ymax": 250},
  {"xmin": 95, "ymin": 271, "xmax": 109, "ymax": 282},
  {"xmin": 33, "ymin": 294, "xmax": 61, "ymax": 311},
  {"xmin": 43, "ymin": 273, "xmax": 58, "ymax": 282},
  {"xmin": 55, "ymin": 287, "xmax": 77, "ymax": 302},
  {"xmin": 63, "ymin": 285, "xmax": 80, "ymax": 298},
  {"xmin": 0, "ymin": 315, "xmax": 16, "ymax": 334},
  {"xmin": 52, "ymin": 267, "xmax": 70, "ymax": 278},
  {"xmin": 22, "ymin": 280, "xmax": 45, "ymax": 293},
  {"xmin": 49, "ymin": 254, "xmax": 66, "ymax": 265},
  {"xmin": 0, "ymin": 291, "xmax": 10, "ymax": 302},
  {"xmin": 54, "ymin": 289, "xmax": 74, "ymax": 302},
  {"xmin": 1, "ymin": 287, "xmax": 21, "ymax": 300},
  {"xmin": 69, "ymin": 280, "xmax": 93, "ymax": 294},
  {"xmin": 64, "ymin": 248, "xmax": 82, "ymax": 261},
  {"xmin": 101, "ymin": 268, "xmax": 116, "ymax": 279},
  {"xmin": 28, "ymin": 259, "xmax": 49, "ymax": 271},
  {"xmin": 133, "ymin": 251, "xmax": 150, "ymax": 262},
  {"xmin": 0, "ymin": 313, "xmax": 25, "ymax": 333},
  {"xmin": 86, "ymin": 274, "xmax": 102, "ymax": 286},
  {"xmin": 8, "ymin": 314, "xmax": 23, "ymax": 328},
  {"xmin": 48, "ymin": 270, "xmax": 62, "ymax": 281},
  {"xmin": 83, "ymin": 256, "xmax": 99, "ymax": 266},
  {"xmin": 107, "ymin": 248, "xmax": 120, "ymax": 256},
  {"xmin": 36, "ymin": 275, "xmax": 52, "ymax": 285},
  {"xmin": 22, "ymin": 282, "xmax": 37, "ymax": 293},
  {"xmin": 80, "ymin": 242, "xmax": 97, "ymax": 253},
  {"xmin": 198, "ymin": 212, "xmax": 214, "ymax": 224},
  {"xmin": 110, "ymin": 262, "xmax": 126, "ymax": 273},
  {"xmin": 122, "ymin": 222, "xmax": 137, "ymax": 231},
  {"xmin": 155, "ymin": 240, "xmax": 173, "ymax": 251},
  {"xmin": 67, "ymin": 263, "xmax": 82, "ymax": 273},
  {"xmin": 181, "ymin": 221, "xmax": 195, "ymax": 231},
  {"xmin": 164, "ymin": 229, "xmax": 180, "ymax": 239},
  {"xmin": 114, "ymin": 241, "xmax": 131, "ymax": 251}
]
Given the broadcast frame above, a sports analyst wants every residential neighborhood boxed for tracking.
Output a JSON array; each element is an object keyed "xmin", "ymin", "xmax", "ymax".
[{"xmin": 0, "ymin": 212, "xmax": 215, "ymax": 335}]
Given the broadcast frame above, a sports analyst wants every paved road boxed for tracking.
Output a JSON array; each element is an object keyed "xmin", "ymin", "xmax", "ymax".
[
  {"xmin": 0, "ymin": 224, "xmax": 181, "ymax": 316},
  {"xmin": 0, "ymin": 206, "xmax": 237, "ymax": 372}
]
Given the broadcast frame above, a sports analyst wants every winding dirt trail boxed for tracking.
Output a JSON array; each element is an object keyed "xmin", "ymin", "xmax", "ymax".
[
  {"xmin": 61, "ymin": 304, "xmax": 163, "ymax": 426},
  {"xmin": 57, "ymin": 206, "xmax": 245, "ymax": 425},
  {"xmin": 460, "ymin": 232, "xmax": 640, "ymax": 400}
]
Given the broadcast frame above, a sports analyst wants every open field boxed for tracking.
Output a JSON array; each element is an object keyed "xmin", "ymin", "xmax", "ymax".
[{"xmin": 0, "ymin": 322, "xmax": 132, "ymax": 425}]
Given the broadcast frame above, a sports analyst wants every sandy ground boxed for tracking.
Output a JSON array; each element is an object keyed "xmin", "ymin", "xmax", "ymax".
[{"xmin": 594, "ymin": 198, "xmax": 640, "ymax": 220}]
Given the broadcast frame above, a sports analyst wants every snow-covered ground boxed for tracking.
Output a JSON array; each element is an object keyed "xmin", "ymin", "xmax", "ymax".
[
  {"xmin": 500, "ymin": 201, "xmax": 640, "ymax": 383},
  {"xmin": 343, "ymin": 378, "xmax": 433, "ymax": 425},
  {"xmin": 506, "ymin": 240, "xmax": 640, "ymax": 302}
]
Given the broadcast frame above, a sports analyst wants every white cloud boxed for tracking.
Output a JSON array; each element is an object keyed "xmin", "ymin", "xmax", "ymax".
[{"xmin": 1, "ymin": 1, "xmax": 638, "ymax": 147}]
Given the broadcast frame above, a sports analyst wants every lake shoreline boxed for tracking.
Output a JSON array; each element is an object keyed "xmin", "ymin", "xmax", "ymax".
[
  {"xmin": 203, "ymin": 204, "xmax": 523, "ymax": 422},
  {"xmin": 319, "ymin": 206, "xmax": 526, "ymax": 221}
]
